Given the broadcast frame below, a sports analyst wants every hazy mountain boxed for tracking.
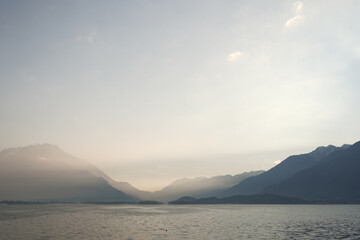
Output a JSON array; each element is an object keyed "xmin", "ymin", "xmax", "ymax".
[
  {"xmin": 263, "ymin": 141, "xmax": 360, "ymax": 201},
  {"xmin": 0, "ymin": 143, "xmax": 262, "ymax": 202},
  {"xmin": 223, "ymin": 144, "xmax": 349, "ymax": 196},
  {"xmin": 150, "ymin": 171, "xmax": 264, "ymax": 202},
  {"xmin": 0, "ymin": 144, "xmax": 136, "ymax": 202}
]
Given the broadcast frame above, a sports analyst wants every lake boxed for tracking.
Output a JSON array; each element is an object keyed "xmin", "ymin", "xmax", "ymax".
[{"xmin": 0, "ymin": 204, "xmax": 359, "ymax": 239}]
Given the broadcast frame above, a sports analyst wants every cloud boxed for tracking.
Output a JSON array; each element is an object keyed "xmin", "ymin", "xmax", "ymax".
[
  {"xmin": 284, "ymin": 2, "xmax": 304, "ymax": 30},
  {"xmin": 88, "ymin": 30, "xmax": 96, "ymax": 44},
  {"xmin": 227, "ymin": 51, "xmax": 244, "ymax": 62},
  {"xmin": 74, "ymin": 30, "xmax": 101, "ymax": 44},
  {"xmin": 294, "ymin": 1, "xmax": 303, "ymax": 14},
  {"xmin": 284, "ymin": 15, "xmax": 304, "ymax": 29}
]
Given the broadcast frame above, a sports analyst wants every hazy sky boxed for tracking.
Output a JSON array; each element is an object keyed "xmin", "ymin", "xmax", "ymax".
[{"xmin": 1, "ymin": 0, "xmax": 359, "ymax": 190}]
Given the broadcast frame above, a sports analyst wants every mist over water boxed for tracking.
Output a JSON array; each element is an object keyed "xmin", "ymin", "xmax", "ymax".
[{"xmin": 1, "ymin": 204, "xmax": 359, "ymax": 240}]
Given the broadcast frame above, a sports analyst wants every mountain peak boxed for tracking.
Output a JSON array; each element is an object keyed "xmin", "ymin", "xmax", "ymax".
[
  {"xmin": 1, "ymin": 143, "xmax": 61, "ymax": 155},
  {"xmin": 170, "ymin": 177, "xmax": 208, "ymax": 186},
  {"xmin": 25, "ymin": 143, "xmax": 61, "ymax": 151},
  {"xmin": 0, "ymin": 143, "xmax": 69, "ymax": 161},
  {"xmin": 341, "ymin": 144, "xmax": 351, "ymax": 149},
  {"xmin": 313, "ymin": 144, "xmax": 336, "ymax": 151},
  {"xmin": 309, "ymin": 144, "xmax": 341, "ymax": 161}
]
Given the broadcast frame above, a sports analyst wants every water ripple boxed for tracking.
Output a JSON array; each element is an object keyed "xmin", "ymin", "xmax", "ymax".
[{"xmin": 0, "ymin": 204, "xmax": 359, "ymax": 239}]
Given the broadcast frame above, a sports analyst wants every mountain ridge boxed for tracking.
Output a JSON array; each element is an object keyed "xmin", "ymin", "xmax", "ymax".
[
  {"xmin": 222, "ymin": 143, "xmax": 350, "ymax": 196},
  {"xmin": 263, "ymin": 141, "xmax": 360, "ymax": 200},
  {"xmin": 150, "ymin": 171, "xmax": 264, "ymax": 202},
  {"xmin": 1, "ymin": 141, "xmax": 359, "ymax": 203}
]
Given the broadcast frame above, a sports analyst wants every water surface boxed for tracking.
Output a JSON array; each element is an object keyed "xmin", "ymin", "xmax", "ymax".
[{"xmin": 0, "ymin": 204, "xmax": 359, "ymax": 239}]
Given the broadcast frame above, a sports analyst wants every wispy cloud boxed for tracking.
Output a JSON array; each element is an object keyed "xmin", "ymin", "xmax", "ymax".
[
  {"xmin": 227, "ymin": 51, "xmax": 244, "ymax": 62},
  {"xmin": 284, "ymin": 2, "xmax": 304, "ymax": 30},
  {"xmin": 88, "ymin": 30, "xmax": 96, "ymax": 44},
  {"xmin": 75, "ymin": 30, "xmax": 100, "ymax": 44},
  {"xmin": 294, "ymin": 1, "xmax": 303, "ymax": 14},
  {"xmin": 284, "ymin": 15, "xmax": 304, "ymax": 29}
]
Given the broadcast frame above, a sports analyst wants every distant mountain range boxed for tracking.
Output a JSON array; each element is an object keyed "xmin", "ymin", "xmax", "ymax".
[
  {"xmin": 1, "ymin": 141, "xmax": 359, "ymax": 203},
  {"xmin": 0, "ymin": 144, "xmax": 262, "ymax": 202},
  {"xmin": 106, "ymin": 171, "xmax": 264, "ymax": 202},
  {"xmin": 170, "ymin": 141, "xmax": 360, "ymax": 203},
  {"xmin": 149, "ymin": 171, "xmax": 264, "ymax": 202}
]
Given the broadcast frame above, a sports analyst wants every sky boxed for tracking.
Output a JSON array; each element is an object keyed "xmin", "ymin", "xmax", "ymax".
[{"xmin": 0, "ymin": 0, "xmax": 360, "ymax": 191}]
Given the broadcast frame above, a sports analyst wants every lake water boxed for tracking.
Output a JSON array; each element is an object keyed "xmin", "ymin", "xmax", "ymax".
[{"xmin": 0, "ymin": 204, "xmax": 359, "ymax": 239}]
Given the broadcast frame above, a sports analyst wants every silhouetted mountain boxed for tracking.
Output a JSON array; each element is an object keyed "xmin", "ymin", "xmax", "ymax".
[
  {"xmin": 150, "ymin": 171, "xmax": 264, "ymax": 202},
  {"xmin": 169, "ymin": 196, "xmax": 198, "ymax": 204},
  {"xmin": 169, "ymin": 194, "xmax": 308, "ymax": 204},
  {"xmin": 263, "ymin": 141, "xmax": 360, "ymax": 201},
  {"xmin": 0, "ymin": 144, "xmax": 136, "ymax": 202},
  {"xmin": 138, "ymin": 200, "xmax": 163, "ymax": 205},
  {"xmin": 223, "ymin": 144, "xmax": 349, "ymax": 196}
]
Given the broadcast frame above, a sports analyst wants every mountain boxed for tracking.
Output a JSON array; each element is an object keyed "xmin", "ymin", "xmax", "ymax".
[
  {"xmin": 263, "ymin": 141, "xmax": 360, "ymax": 201},
  {"xmin": 223, "ymin": 144, "xmax": 349, "ymax": 196},
  {"xmin": 169, "ymin": 194, "xmax": 308, "ymax": 204},
  {"xmin": 0, "ymin": 144, "xmax": 136, "ymax": 202},
  {"xmin": 0, "ymin": 144, "xmax": 262, "ymax": 202},
  {"xmin": 106, "ymin": 172, "xmax": 264, "ymax": 202},
  {"xmin": 150, "ymin": 171, "xmax": 264, "ymax": 202}
]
